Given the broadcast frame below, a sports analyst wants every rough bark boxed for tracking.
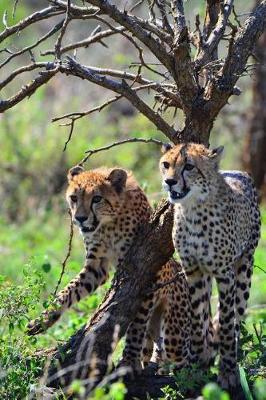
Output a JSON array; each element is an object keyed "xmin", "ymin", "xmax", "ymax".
[{"xmin": 124, "ymin": 375, "xmax": 181, "ymax": 400}]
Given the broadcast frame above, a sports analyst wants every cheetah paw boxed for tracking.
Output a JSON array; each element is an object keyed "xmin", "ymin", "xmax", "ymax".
[
  {"xmin": 217, "ymin": 367, "xmax": 240, "ymax": 390},
  {"xmin": 27, "ymin": 310, "xmax": 60, "ymax": 335},
  {"xmin": 116, "ymin": 359, "xmax": 143, "ymax": 377}
]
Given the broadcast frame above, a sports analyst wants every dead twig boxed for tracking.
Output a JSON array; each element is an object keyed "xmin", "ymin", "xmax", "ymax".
[
  {"xmin": 12, "ymin": 0, "xmax": 20, "ymax": 19},
  {"xmin": 0, "ymin": 6, "xmax": 64, "ymax": 44},
  {"xmin": 59, "ymin": 56, "xmax": 178, "ymax": 142},
  {"xmin": 0, "ymin": 62, "xmax": 48, "ymax": 90},
  {"xmin": 79, "ymin": 137, "xmax": 165, "ymax": 166},
  {"xmin": 0, "ymin": 67, "xmax": 58, "ymax": 113},
  {"xmin": 53, "ymin": 94, "xmax": 123, "ymax": 124},
  {"xmin": 53, "ymin": 208, "xmax": 74, "ymax": 297},
  {"xmin": 0, "ymin": 19, "xmax": 65, "ymax": 70},
  {"xmin": 254, "ymin": 264, "xmax": 266, "ymax": 274},
  {"xmin": 86, "ymin": 0, "xmax": 174, "ymax": 75},
  {"xmin": 54, "ymin": 0, "xmax": 72, "ymax": 60},
  {"xmin": 42, "ymin": 27, "xmax": 125, "ymax": 56}
]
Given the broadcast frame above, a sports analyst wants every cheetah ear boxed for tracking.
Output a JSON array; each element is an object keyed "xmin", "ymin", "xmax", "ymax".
[
  {"xmin": 161, "ymin": 143, "xmax": 173, "ymax": 154},
  {"xmin": 68, "ymin": 165, "xmax": 84, "ymax": 181},
  {"xmin": 107, "ymin": 168, "xmax": 127, "ymax": 194},
  {"xmin": 209, "ymin": 146, "xmax": 224, "ymax": 161}
]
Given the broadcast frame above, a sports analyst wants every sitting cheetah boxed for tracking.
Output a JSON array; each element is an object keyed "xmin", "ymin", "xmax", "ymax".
[
  {"xmin": 27, "ymin": 166, "xmax": 191, "ymax": 372},
  {"xmin": 160, "ymin": 143, "xmax": 260, "ymax": 389}
]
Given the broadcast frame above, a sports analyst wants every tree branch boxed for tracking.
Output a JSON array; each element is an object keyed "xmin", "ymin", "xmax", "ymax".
[
  {"xmin": 203, "ymin": 0, "xmax": 220, "ymax": 41},
  {"xmin": 52, "ymin": 94, "xmax": 123, "ymax": 124},
  {"xmin": 170, "ymin": 0, "xmax": 198, "ymax": 112},
  {"xmin": 205, "ymin": 0, "xmax": 266, "ymax": 115},
  {"xmin": 196, "ymin": 0, "xmax": 234, "ymax": 68},
  {"xmin": 0, "ymin": 67, "xmax": 58, "ymax": 113},
  {"xmin": 85, "ymin": 0, "xmax": 175, "ymax": 76},
  {"xmin": 42, "ymin": 27, "xmax": 125, "ymax": 56},
  {"xmin": 0, "ymin": 19, "xmax": 65, "ymax": 69},
  {"xmin": 0, "ymin": 6, "xmax": 63, "ymax": 43},
  {"xmin": 156, "ymin": 0, "xmax": 174, "ymax": 37},
  {"xmin": 0, "ymin": 62, "xmax": 48, "ymax": 90},
  {"xmin": 59, "ymin": 57, "xmax": 178, "ymax": 142},
  {"xmin": 54, "ymin": 0, "xmax": 72, "ymax": 60},
  {"xmin": 79, "ymin": 137, "xmax": 165, "ymax": 165},
  {"xmin": 171, "ymin": 0, "xmax": 186, "ymax": 35}
]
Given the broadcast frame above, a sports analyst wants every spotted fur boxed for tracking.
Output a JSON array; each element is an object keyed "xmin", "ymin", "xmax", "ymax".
[
  {"xmin": 27, "ymin": 166, "xmax": 191, "ymax": 372},
  {"xmin": 160, "ymin": 143, "xmax": 261, "ymax": 389}
]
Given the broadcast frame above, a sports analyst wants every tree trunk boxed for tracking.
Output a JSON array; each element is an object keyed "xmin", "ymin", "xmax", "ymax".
[{"xmin": 242, "ymin": 30, "xmax": 266, "ymax": 200}]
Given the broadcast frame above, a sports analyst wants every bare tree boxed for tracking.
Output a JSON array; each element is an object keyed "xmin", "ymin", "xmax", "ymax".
[{"xmin": 1, "ymin": 0, "xmax": 266, "ymax": 395}]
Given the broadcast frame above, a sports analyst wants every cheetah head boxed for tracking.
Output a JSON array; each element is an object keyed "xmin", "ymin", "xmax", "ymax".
[
  {"xmin": 66, "ymin": 166, "xmax": 127, "ymax": 233},
  {"xmin": 159, "ymin": 143, "xmax": 224, "ymax": 204}
]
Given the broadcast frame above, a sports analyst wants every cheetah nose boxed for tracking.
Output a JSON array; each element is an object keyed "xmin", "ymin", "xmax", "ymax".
[
  {"xmin": 165, "ymin": 179, "xmax": 177, "ymax": 187},
  {"xmin": 75, "ymin": 216, "xmax": 88, "ymax": 224}
]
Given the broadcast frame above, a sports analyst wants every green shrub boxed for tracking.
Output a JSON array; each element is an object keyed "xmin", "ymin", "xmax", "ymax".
[
  {"xmin": 202, "ymin": 383, "xmax": 230, "ymax": 400},
  {"xmin": 0, "ymin": 269, "xmax": 45, "ymax": 399}
]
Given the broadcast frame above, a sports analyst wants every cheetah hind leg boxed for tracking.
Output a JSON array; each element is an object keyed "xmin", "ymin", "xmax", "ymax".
[
  {"xmin": 216, "ymin": 269, "xmax": 240, "ymax": 390},
  {"xmin": 143, "ymin": 301, "xmax": 166, "ymax": 375},
  {"xmin": 207, "ymin": 309, "xmax": 220, "ymax": 365},
  {"xmin": 235, "ymin": 248, "xmax": 254, "ymax": 343},
  {"xmin": 117, "ymin": 295, "xmax": 157, "ymax": 376}
]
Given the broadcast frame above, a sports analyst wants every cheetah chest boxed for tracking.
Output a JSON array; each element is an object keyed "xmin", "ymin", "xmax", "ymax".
[{"xmin": 173, "ymin": 204, "xmax": 240, "ymax": 274}]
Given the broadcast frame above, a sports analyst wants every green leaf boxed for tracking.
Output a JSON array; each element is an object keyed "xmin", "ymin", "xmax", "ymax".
[
  {"xmin": 254, "ymin": 378, "xmax": 266, "ymax": 400},
  {"xmin": 9, "ymin": 322, "xmax": 14, "ymax": 332},
  {"xmin": 42, "ymin": 300, "xmax": 49, "ymax": 309},
  {"xmin": 239, "ymin": 366, "xmax": 254, "ymax": 400},
  {"xmin": 202, "ymin": 383, "xmax": 230, "ymax": 400},
  {"xmin": 109, "ymin": 382, "xmax": 127, "ymax": 400},
  {"xmin": 41, "ymin": 262, "xmax": 51, "ymax": 273}
]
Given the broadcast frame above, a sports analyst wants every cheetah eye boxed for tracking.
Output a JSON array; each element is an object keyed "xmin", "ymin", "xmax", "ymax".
[
  {"xmin": 92, "ymin": 195, "xmax": 103, "ymax": 203},
  {"xmin": 184, "ymin": 163, "xmax": 194, "ymax": 171},
  {"xmin": 162, "ymin": 161, "xmax": 170, "ymax": 169},
  {"xmin": 70, "ymin": 195, "xmax": 78, "ymax": 203}
]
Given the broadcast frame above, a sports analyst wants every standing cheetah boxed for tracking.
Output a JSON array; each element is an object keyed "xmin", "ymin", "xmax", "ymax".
[
  {"xmin": 27, "ymin": 166, "xmax": 191, "ymax": 372},
  {"xmin": 160, "ymin": 143, "xmax": 260, "ymax": 389}
]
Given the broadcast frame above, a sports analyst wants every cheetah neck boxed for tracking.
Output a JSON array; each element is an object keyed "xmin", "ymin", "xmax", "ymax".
[{"xmin": 175, "ymin": 173, "xmax": 231, "ymax": 217}]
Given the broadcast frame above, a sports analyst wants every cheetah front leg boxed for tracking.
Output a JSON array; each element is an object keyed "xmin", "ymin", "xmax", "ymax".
[
  {"xmin": 185, "ymin": 268, "xmax": 212, "ymax": 365},
  {"xmin": 27, "ymin": 257, "xmax": 108, "ymax": 335},
  {"xmin": 216, "ymin": 268, "xmax": 239, "ymax": 390}
]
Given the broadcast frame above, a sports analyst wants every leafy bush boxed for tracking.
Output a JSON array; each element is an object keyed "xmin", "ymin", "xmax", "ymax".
[
  {"xmin": 0, "ymin": 269, "xmax": 45, "ymax": 399},
  {"xmin": 202, "ymin": 383, "xmax": 230, "ymax": 400}
]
